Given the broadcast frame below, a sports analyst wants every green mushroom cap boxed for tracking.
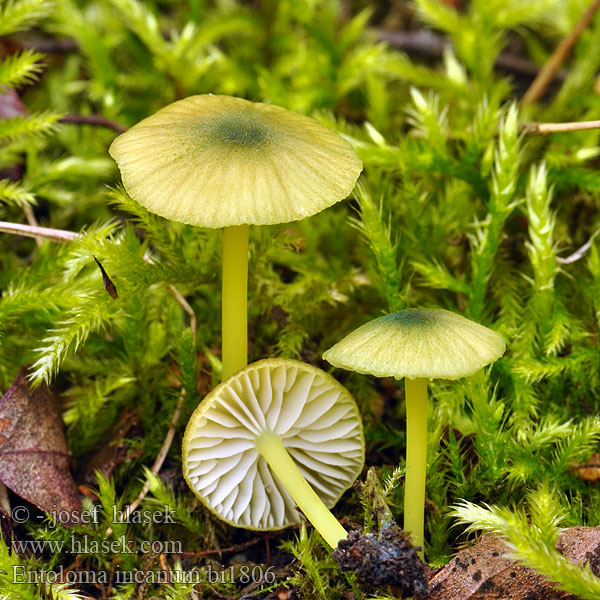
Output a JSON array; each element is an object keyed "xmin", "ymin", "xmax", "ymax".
[
  {"xmin": 109, "ymin": 95, "xmax": 362, "ymax": 229},
  {"xmin": 323, "ymin": 308, "xmax": 506, "ymax": 380}
]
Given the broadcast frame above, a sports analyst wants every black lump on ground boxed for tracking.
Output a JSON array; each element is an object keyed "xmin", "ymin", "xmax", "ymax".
[{"xmin": 332, "ymin": 525, "xmax": 429, "ymax": 597}]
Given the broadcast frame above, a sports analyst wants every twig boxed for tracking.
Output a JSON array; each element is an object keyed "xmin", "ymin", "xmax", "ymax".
[
  {"xmin": 521, "ymin": 0, "xmax": 600, "ymax": 106},
  {"xmin": 377, "ymin": 29, "xmax": 445, "ymax": 58},
  {"xmin": 22, "ymin": 205, "xmax": 42, "ymax": 247},
  {"xmin": 177, "ymin": 519, "xmax": 357, "ymax": 557},
  {"xmin": 158, "ymin": 553, "xmax": 172, "ymax": 584},
  {"xmin": 142, "ymin": 251, "xmax": 197, "ymax": 340},
  {"xmin": 122, "ymin": 392, "xmax": 184, "ymax": 519},
  {"xmin": 0, "ymin": 220, "xmax": 78, "ymax": 242},
  {"xmin": 0, "ymin": 221, "xmax": 196, "ymax": 337},
  {"xmin": 523, "ymin": 119, "xmax": 600, "ymax": 135},
  {"xmin": 177, "ymin": 532, "xmax": 284, "ymax": 557},
  {"xmin": 19, "ymin": 37, "xmax": 79, "ymax": 53},
  {"xmin": 59, "ymin": 114, "xmax": 127, "ymax": 133},
  {"xmin": 167, "ymin": 285, "xmax": 197, "ymax": 343},
  {"xmin": 106, "ymin": 391, "xmax": 185, "ymax": 535},
  {"xmin": 2, "ymin": 220, "xmax": 196, "ymax": 528},
  {"xmin": 377, "ymin": 29, "xmax": 567, "ymax": 81},
  {"xmin": 557, "ymin": 227, "xmax": 600, "ymax": 264}
]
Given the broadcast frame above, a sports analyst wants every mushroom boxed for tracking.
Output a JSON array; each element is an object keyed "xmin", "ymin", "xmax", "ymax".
[
  {"xmin": 323, "ymin": 308, "xmax": 506, "ymax": 553},
  {"xmin": 182, "ymin": 357, "xmax": 365, "ymax": 548},
  {"xmin": 109, "ymin": 95, "xmax": 362, "ymax": 380}
]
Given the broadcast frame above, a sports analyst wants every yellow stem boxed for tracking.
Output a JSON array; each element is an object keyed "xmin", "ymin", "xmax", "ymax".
[
  {"xmin": 222, "ymin": 224, "xmax": 249, "ymax": 380},
  {"xmin": 255, "ymin": 431, "xmax": 348, "ymax": 548},
  {"xmin": 404, "ymin": 377, "xmax": 428, "ymax": 556}
]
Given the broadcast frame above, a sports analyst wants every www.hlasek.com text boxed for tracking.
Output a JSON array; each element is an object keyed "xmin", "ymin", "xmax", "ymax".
[{"xmin": 11, "ymin": 536, "xmax": 182, "ymax": 556}]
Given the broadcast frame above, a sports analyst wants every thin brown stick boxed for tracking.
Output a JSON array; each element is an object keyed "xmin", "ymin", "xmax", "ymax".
[
  {"xmin": 523, "ymin": 119, "xmax": 600, "ymax": 135},
  {"xmin": 521, "ymin": 0, "xmax": 600, "ymax": 106},
  {"xmin": 19, "ymin": 37, "xmax": 79, "ymax": 53},
  {"xmin": 143, "ymin": 251, "xmax": 197, "ymax": 340},
  {"xmin": 0, "ymin": 220, "xmax": 78, "ymax": 242},
  {"xmin": 177, "ymin": 519, "xmax": 358, "ymax": 557},
  {"xmin": 0, "ymin": 221, "xmax": 196, "ymax": 337},
  {"xmin": 177, "ymin": 532, "xmax": 284, "ymax": 557},
  {"xmin": 59, "ymin": 114, "xmax": 127, "ymax": 133},
  {"xmin": 121, "ymin": 392, "xmax": 184, "ymax": 519},
  {"xmin": 1, "ymin": 221, "xmax": 196, "ymax": 521},
  {"xmin": 22, "ymin": 205, "xmax": 41, "ymax": 247},
  {"xmin": 557, "ymin": 227, "xmax": 600, "ymax": 264},
  {"xmin": 106, "ymin": 391, "xmax": 185, "ymax": 536},
  {"xmin": 377, "ymin": 29, "xmax": 566, "ymax": 81},
  {"xmin": 166, "ymin": 285, "xmax": 197, "ymax": 342}
]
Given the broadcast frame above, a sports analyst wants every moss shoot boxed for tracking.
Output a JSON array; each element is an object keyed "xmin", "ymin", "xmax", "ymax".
[{"xmin": 4, "ymin": 1, "xmax": 600, "ymax": 598}]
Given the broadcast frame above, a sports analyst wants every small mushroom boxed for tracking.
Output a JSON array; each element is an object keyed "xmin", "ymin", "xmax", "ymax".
[
  {"xmin": 109, "ymin": 95, "xmax": 362, "ymax": 379},
  {"xmin": 182, "ymin": 358, "xmax": 364, "ymax": 548},
  {"xmin": 323, "ymin": 308, "xmax": 506, "ymax": 554}
]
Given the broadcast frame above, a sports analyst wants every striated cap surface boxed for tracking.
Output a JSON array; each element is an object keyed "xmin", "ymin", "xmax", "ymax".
[
  {"xmin": 109, "ymin": 95, "xmax": 362, "ymax": 228},
  {"xmin": 323, "ymin": 308, "xmax": 506, "ymax": 380},
  {"xmin": 182, "ymin": 358, "xmax": 364, "ymax": 531}
]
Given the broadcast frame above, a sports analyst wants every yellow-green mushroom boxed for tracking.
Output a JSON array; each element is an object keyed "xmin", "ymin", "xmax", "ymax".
[
  {"xmin": 323, "ymin": 308, "xmax": 505, "ymax": 553},
  {"xmin": 109, "ymin": 95, "xmax": 362, "ymax": 380},
  {"xmin": 182, "ymin": 358, "xmax": 365, "ymax": 548}
]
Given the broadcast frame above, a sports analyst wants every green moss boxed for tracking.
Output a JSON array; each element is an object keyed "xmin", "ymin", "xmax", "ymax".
[{"xmin": 2, "ymin": 0, "xmax": 600, "ymax": 598}]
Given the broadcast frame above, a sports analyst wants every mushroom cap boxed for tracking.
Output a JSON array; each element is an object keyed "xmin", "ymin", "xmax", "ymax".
[
  {"xmin": 323, "ymin": 308, "xmax": 506, "ymax": 380},
  {"xmin": 182, "ymin": 358, "xmax": 364, "ymax": 531},
  {"xmin": 109, "ymin": 95, "xmax": 362, "ymax": 228}
]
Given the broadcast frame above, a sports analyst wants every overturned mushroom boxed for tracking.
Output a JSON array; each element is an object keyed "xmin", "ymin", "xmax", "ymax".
[{"xmin": 182, "ymin": 358, "xmax": 364, "ymax": 548}]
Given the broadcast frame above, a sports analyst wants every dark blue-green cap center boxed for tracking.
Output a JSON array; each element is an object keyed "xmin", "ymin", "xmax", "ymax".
[
  {"xmin": 209, "ymin": 112, "xmax": 272, "ymax": 148},
  {"xmin": 382, "ymin": 309, "xmax": 435, "ymax": 327}
]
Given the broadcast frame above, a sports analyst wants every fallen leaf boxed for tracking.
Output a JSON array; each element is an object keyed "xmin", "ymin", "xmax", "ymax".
[
  {"xmin": 427, "ymin": 528, "xmax": 600, "ymax": 600},
  {"xmin": 93, "ymin": 255, "xmax": 118, "ymax": 299},
  {"xmin": 0, "ymin": 86, "xmax": 27, "ymax": 118},
  {"xmin": 0, "ymin": 508, "xmax": 13, "ymax": 554},
  {"xmin": 0, "ymin": 369, "xmax": 81, "ymax": 522},
  {"xmin": 572, "ymin": 453, "xmax": 600, "ymax": 483},
  {"xmin": 556, "ymin": 527, "xmax": 600, "ymax": 577}
]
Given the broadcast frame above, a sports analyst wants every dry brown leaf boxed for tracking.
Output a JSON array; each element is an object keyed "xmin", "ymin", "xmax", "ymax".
[
  {"xmin": 0, "ymin": 87, "xmax": 27, "ymax": 118},
  {"xmin": 572, "ymin": 453, "xmax": 600, "ymax": 483},
  {"xmin": 427, "ymin": 527, "xmax": 600, "ymax": 600},
  {"xmin": 93, "ymin": 255, "xmax": 118, "ymax": 299},
  {"xmin": 0, "ymin": 369, "xmax": 81, "ymax": 521},
  {"xmin": 556, "ymin": 527, "xmax": 600, "ymax": 576}
]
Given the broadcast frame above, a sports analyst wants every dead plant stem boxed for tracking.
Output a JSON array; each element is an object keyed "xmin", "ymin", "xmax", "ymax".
[
  {"xmin": 521, "ymin": 0, "xmax": 600, "ymax": 105},
  {"xmin": 106, "ymin": 391, "xmax": 185, "ymax": 535},
  {"xmin": 0, "ymin": 220, "xmax": 196, "ymax": 337},
  {"xmin": 523, "ymin": 119, "xmax": 600, "ymax": 134}
]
